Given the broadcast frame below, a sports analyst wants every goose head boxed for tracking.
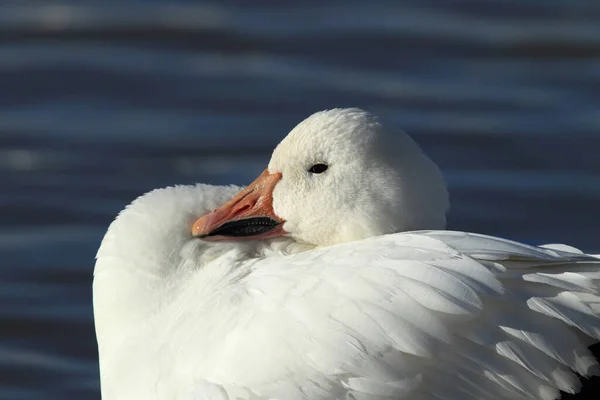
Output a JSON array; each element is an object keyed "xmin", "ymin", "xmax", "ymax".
[{"xmin": 193, "ymin": 108, "xmax": 449, "ymax": 247}]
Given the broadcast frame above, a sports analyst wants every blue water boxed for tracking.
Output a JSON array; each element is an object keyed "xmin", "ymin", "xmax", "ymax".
[{"xmin": 1, "ymin": 1, "xmax": 599, "ymax": 399}]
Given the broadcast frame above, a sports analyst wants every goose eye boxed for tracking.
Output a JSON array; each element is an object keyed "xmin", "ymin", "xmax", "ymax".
[{"xmin": 308, "ymin": 163, "xmax": 328, "ymax": 174}]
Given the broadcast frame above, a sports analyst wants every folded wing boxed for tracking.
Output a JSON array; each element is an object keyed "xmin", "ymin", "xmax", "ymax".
[{"xmin": 185, "ymin": 232, "xmax": 600, "ymax": 400}]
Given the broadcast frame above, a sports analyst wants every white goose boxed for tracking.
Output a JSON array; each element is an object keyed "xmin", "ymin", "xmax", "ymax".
[{"xmin": 94, "ymin": 108, "xmax": 600, "ymax": 400}]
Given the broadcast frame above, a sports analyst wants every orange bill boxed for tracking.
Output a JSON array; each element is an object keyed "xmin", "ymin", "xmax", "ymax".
[{"xmin": 192, "ymin": 170, "xmax": 286, "ymax": 241}]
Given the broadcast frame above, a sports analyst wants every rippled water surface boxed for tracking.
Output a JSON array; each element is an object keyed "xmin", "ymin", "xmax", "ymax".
[{"xmin": 1, "ymin": 1, "xmax": 600, "ymax": 399}]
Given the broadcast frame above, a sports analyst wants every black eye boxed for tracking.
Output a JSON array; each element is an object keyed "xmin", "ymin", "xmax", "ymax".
[{"xmin": 308, "ymin": 163, "xmax": 328, "ymax": 174}]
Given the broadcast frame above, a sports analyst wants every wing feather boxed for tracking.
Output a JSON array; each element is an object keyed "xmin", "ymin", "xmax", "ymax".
[{"xmin": 162, "ymin": 231, "xmax": 600, "ymax": 399}]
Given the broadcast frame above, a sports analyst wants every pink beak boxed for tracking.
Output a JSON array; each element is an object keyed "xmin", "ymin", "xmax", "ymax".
[{"xmin": 192, "ymin": 170, "xmax": 286, "ymax": 241}]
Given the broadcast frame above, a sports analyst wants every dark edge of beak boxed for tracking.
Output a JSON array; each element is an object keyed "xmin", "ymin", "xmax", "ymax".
[{"xmin": 199, "ymin": 217, "xmax": 281, "ymax": 238}]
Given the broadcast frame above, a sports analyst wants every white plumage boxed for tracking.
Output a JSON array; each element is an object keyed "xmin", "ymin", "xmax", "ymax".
[{"xmin": 93, "ymin": 109, "xmax": 600, "ymax": 400}]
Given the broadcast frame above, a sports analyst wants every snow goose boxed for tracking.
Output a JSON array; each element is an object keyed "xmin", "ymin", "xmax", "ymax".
[{"xmin": 94, "ymin": 108, "xmax": 600, "ymax": 400}]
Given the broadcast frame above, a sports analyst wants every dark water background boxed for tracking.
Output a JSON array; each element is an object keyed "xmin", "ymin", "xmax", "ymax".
[{"xmin": 1, "ymin": 1, "xmax": 599, "ymax": 399}]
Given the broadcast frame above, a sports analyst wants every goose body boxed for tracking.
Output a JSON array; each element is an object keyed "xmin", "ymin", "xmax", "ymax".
[{"xmin": 94, "ymin": 109, "xmax": 600, "ymax": 400}]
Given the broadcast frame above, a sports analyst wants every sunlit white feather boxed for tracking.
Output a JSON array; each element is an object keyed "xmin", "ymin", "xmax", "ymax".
[{"xmin": 94, "ymin": 109, "xmax": 600, "ymax": 400}]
